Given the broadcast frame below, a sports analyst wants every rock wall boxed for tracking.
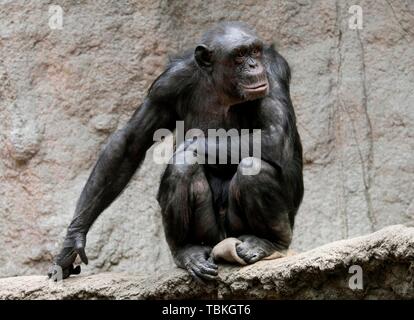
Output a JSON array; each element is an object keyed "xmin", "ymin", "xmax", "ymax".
[{"xmin": 0, "ymin": 1, "xmax": 413, "ymax": 278}]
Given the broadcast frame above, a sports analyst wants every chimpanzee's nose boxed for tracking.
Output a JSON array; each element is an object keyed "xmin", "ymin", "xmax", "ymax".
[{"xmin": 248, "ymin": 59, "xmax": 257, "ymax": 68}]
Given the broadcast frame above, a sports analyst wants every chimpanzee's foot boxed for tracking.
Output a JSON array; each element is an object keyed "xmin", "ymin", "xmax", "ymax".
[
  {"xmin": 236, "ymin": 235, "xmax": 282, "ymax": 264},
  {"xmin": 174, "ymin": 245, "xmax": 218, "ymax": 284}
]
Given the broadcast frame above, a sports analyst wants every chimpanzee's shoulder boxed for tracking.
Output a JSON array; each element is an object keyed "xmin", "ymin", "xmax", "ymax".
[
  {"xmin": 147, "ymin": 51, "xmax": 198, "ymax": 103},
  {"xmin": 264, "ymin": 44, "xmax": 291, "ymax": 88}
]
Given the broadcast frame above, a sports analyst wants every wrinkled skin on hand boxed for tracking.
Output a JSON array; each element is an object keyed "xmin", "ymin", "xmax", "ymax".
[
  {"xmin": 174, "ymin": 236, "xmax": 280, "ymax": 284},
  {"xmin": 235, "ymin": 235, "xmax": 279, "ymax": 264},
  {"xmin": 173, "ymin": 246, "xmax": 218, "ymax": 284},
  {"xmin": 48, "ymin": 232, "xmax": 88, "ymax": 281}
]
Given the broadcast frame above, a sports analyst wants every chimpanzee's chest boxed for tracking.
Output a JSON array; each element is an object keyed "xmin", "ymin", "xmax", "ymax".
[
  {"xmin": 182, "ymin": 104, "xmax": 259, "ymax": 213},
  {"xmin": 182, "ymin": 103, "xmax": 258, "ymax": 134}
]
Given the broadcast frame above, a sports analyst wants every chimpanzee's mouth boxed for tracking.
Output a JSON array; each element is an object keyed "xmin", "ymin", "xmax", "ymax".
[{"xmin": 242, "ymin": 82, "xmax": 268, "ymax": 93}]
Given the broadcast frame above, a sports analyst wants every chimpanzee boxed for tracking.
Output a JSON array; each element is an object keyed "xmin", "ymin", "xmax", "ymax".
[{"xmin": 48, "ymin": 22, "xmax": 304, "ymax": 283}]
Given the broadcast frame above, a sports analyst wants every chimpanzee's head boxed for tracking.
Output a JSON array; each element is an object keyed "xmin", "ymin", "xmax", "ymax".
[{"xmin": 194, "ymin": 22, "xmax": 269, "ymax": 104}]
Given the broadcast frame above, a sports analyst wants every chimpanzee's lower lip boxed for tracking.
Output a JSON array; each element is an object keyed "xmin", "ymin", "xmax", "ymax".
[{"xmin": 242, "ymin": 83, "xmax": 268, "ymax": 92}]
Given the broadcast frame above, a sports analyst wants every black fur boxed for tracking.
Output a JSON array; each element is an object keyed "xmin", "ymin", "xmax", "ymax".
[{"xmin": 48, "ymin": 22, "xmax": 304, "ymax": 283}]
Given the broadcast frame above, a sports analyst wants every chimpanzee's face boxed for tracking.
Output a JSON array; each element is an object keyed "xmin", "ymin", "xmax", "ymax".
[
  {"xmin": 195, "ymin": 26, "xmax": 269, "ymax": 105},
  {"xmin": 213, "ymin": 30, "xmax": 269, "ymax": 102}
]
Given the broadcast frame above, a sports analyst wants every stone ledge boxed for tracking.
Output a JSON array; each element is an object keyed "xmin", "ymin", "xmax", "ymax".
[{"xmin": 0, "ymin": 225, "xmax": 413, "ymax": 300}]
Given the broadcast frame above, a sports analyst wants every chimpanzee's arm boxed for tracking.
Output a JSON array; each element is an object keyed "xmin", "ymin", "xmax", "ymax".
[
  {"xmin": 68, "ymin": 99, "xmax": 175, "ymax": 246},
  {"xmin": 49, "ymin": 96, "xmax": 176, "ymax": 279}
]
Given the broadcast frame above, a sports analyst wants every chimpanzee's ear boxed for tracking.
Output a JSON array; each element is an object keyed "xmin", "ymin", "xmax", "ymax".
[{"xmin": 195, "ymin": 44, "xmax": 213, "ymax": 70}]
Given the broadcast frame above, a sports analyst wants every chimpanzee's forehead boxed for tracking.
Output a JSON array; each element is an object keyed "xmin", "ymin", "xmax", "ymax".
[
  {"xmin": 214, "ymin": 26, "xmax": 261, "ymax": 51},
  {"xmin": 201, "ymin": 23, "xmax": 260, "ymax": 48}
]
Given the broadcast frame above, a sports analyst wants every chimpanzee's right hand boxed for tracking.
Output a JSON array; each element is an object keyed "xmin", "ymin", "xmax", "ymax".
[
  {"xmin": 47, "ymin": 232, "xmax": 88, "ymax": 281},
  {"xmin": 174, "ymin": 245, "xmax": 218, "ymax": 284}
]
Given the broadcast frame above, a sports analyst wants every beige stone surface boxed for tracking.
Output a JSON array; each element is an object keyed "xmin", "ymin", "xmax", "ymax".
[{"xmin": 0, "ymin": 225, "xmax": 413, "ymax": 299}]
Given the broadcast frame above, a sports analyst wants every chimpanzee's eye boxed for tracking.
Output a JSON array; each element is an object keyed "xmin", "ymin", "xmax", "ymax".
[
  {"xmin": 252, "ymin": 47, "xmax": 261, "ymax": 57},
  {"xmin": 235, "ymin": 47, "xmax": 247, "ymax": 58},
  {"xmin": 234, "ymin": 49, "xmax": 245, "ymax": 64}
]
